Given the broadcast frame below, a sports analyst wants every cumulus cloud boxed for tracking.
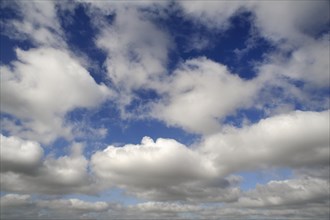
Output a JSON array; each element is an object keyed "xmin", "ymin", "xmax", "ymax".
[
  {"xmin": 0, "ymin": 47, "xmax": 111, "ymax": 143},
  {"xmin": 0, "ymin": 134, "xmax": 43, "ymax": 174},
  {"xmin": 179, "ymin": 1, "xmax": 329, "ymax": 45},
  {"xmin": 237, "ymin": 176, "xmax": 329, "ymax": 208},
  {"xmin": 178, "ymin": 1, "xmax": 329, "ymax": 112},
  {"xmin": 202, "ymin": 110, "xmax": 330, "ymax": 174},
  {"xmin": 91, "ymin": 136, "xmax": 240, "ymax": 202},
  {"xmin": 90, "ymin": 110, "xmax": 328, "ymax": 202},
  {"xmin": 153, "ymin": 57, "xmax": 258, "ymax": 134},
  {"xmin": 1, "ymin": 1, "xmax": 112, "ymax": 143},
  {"xmin": 2, "ymin": 110, "xmax": 327, "ymax": 201},
  {"xmin": 257, "ymin": 36, "xmax": 330, "ymax": 88},
  {"xmin": 0, "ymin": 1, "xmax": 329, "ymax": 219},
  {"xmin": 91, "ymin": 136, "xmax": 215, "ymax": 184},
  {"xmin": 0, "ymin": 138, "xmax": 92, "ymax": 195},
  {"xmin": 249, "ymin": 1, "xmax": 330, "ymax": 113}
]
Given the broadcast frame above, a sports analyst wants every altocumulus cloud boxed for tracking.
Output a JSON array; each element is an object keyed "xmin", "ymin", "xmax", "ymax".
[{"xmin": 0, "ymin": 0, "xmax": 329, "ymax": 219}]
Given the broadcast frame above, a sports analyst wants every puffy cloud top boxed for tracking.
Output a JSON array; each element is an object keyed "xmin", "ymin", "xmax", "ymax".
[{"xmin": 0, "ymin": 134, "xmax": 43, "ymax": 173}]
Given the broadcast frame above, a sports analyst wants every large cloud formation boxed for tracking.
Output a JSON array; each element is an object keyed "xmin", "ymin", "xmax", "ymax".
[
  {"xmin": 1, "ymin": 48, "xmax": 111, "ymax": 143},
  {"xmin": 0, "ymin": 0, "xmax": 329, "ymax": 219}
]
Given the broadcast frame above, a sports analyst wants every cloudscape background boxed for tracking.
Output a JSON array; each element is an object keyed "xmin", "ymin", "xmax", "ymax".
[{"xmin": 0, "ymin": 1, "xmax": 329, "ymax": 219}]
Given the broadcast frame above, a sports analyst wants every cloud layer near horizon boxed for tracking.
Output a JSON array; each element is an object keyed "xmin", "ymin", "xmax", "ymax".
[{"xmin": 1, "ymin": 1, "xmax": 329, "ymax": 219}]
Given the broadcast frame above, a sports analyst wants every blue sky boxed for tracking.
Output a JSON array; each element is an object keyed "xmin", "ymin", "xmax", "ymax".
[{"xmin": 0, "ymin": 1, "xmax": 329, "ymax": 219}]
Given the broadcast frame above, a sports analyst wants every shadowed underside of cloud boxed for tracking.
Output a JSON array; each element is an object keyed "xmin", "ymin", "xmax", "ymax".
[{"xmin": 0, "ymin": 0, "xmax": 329, "ymax": 219}]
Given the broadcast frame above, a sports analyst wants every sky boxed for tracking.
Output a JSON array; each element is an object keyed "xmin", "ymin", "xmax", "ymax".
[{"xmin": 0, "ymin": 0, "xmax": 329, "ymax": 219}]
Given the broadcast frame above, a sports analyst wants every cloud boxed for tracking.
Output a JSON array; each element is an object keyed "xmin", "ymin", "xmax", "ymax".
[
  {"xmin": 237, "ymin": 176, "xmax": 329, "ymax": 208},
  {"xmin": 91, "ymin": 136, "xmax": 240, "ymax": 202},
  {"xmin": 202, "ymin": 110, "xmax": 329, "ymax": 175},
  {"xmin": 178, "ymin": 1, "xmax": 329, "ymax": 102},
  {"xmin": 91, "ymin": 136, "xmax": 215, "ymax": 184},
  {"xmin": 179, "ymin": 1, "xmax": 244, "ymax": 30},
  {"xmin": 2, "ymin": 110, "xmax": 327, "ymax": 201},
  {"xmin": 251, "ymin": 1, "xmax": 329, "ymax": 45},
  {"xmin": 0, "ymin": 194, "xmax": 39, "ymax": 219},
  {"xmin": 0, "ymin": 194, "xmax": 32, "ymax": 208},
  {"xmin": 128, "ymin": 202, "xmax": 202, "ymax": 219},
  {"xmin": 94, "ymin": 6, "xmax": 172, "ymax": 115},
  {"xmin": 0, "ymin": 1, "xmax": 329, "ymax": 219},
  {"xmin": 38, "ymin": 198, "xmax": 109, "ymax": 212},
  {"xmin": 179, "ymin": 1, "xmax": 329, "ymax": 45},
  {"xmin": 91, "ymin": 110, "xmax": 328, "ymax": 202},
  {"xmin": 257, "ymin": 36, "xmax": 330, "ymax": 88},
  {"xmin": 153, "ymin": 57, "xmax": 258, "ymax": 134},
  {"xmin": 294, "ymin": 166, "xmax": 330, "ymax": 181},
  {"xmin": 1, "ymin": 1, "xmax": 64, "ymax": 47},
  {"xmin": 0, "ymin": 47, "xmax": 111, "ymax": 143},
  {"xmin": 2, "ymin": 189, "xmax": 328, "ymax": 220},
  {"xmin": 0, "ymin": 138, "xmax": 93, "ymax": 195},
  {"xmin": 0, "ymin": 194, "xmax": 110, "ymax": 220},
  {"xmin": 0, "ymin": 134, "xmax": 43, "ymax": 174},
  {"xmin": 199, "ymin": 202, "xmax": 330, "ymax": 220}
]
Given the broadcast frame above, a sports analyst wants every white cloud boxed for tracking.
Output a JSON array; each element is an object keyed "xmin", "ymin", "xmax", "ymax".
[
  {"xmin": 198, "ymin": 202, "xmax": 330, "ymax": 220},
  {"xmin": 2, "ymin": 191, "xmax": 327, "ymax": 220},
  {"xmin": 202, "ymin": 110, "xmax": 330, "ymax": 174},
  {"xmin": 0, "ymin": 194, "xmax": 110, "ymax": 220},
  {"xmin": 179, "ymin": 1, "xmax": 329, "ymax": 93},
  {"xmin": 237, "ymin": 176, "xmax": 329, "ymax": 208},
  {"xmin": 1, "ymin": 1, "xmax": 64, "ymax": 47},
  {"xmin": 0, "ymin": 194, "xmax": 32, "ymax": 207},
  {"xmin": 179, "ymin": 1, "xmax": 244, "ymax": 30},
  {"xmin": 251, "ymin": 1, "xmax": 329, "ymax": 45},
  {"xmin": 0, "ymin": 1, "xmax": 329, "ymax": 219},
  {"xmin": 94, "ymin": 6, "xmax": 171, "ymax": 115},
  {"xmin": 3, "ymin": 110, "xmax": 325, "ymax": 200},
  {"xmin": 39, "ymin": 147, "xmax": 89, "ymax": 188},
  {"xmin": 0, "ymin": 47, "xmax": 111, "ymax": 143},
  {"xmin": 0, "ymin": 134, "xmax": 43, "ymax": 174},
  {"xmin": 179, "ymin": 1, "xmax": 329, "ymax": 46},
  {"xmin": 127, "ymin": 201, "xmax": 202, "ymax": 219},
  {"xmin": 91, "ymin": 136, "xmax": 243, "ymax": 202},
  {"xmin": 0, "ymin": 139, "xmax": 93, "ymax": 195},
  {"xmin": 153, "ymin": 57, "xmax": 258, "ymax": 134},
  {"xmin": 257, "ymin": 36, "xmax": 330, "ymax": 88},
  {"xmin": 38, "ymin": 198, "xmax": 109, "ymax": 212},
  {"xmin": 134, "ymin": 201, "xmax": 200, "ymax": 212},
  {"xmin": 92, "ymin": 136, "xmax": 214, "ymax": 187}
]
